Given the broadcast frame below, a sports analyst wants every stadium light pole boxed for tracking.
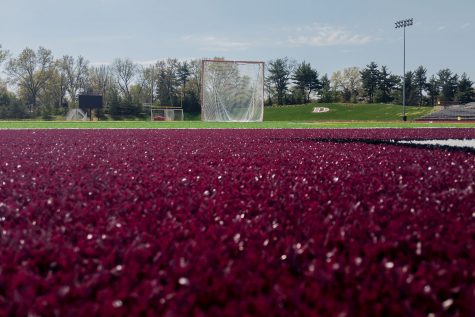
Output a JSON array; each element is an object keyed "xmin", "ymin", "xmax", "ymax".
[{"xmin": 395, "ymin": 18, "xmax": 413, "ymax": 122}]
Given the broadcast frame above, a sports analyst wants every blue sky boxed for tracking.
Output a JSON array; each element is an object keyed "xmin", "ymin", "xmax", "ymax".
[{"xmin": 1, "ymin": 0, "xmax": 474, "ymax": 79}]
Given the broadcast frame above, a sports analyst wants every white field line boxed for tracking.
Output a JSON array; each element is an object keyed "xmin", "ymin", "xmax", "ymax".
[{"xmin": 397, "ymin": 139, "xmax": 475, "ymax": 149}]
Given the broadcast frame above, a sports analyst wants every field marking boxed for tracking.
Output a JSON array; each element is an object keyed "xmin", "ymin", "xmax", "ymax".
[{"xmin": 397, "ymin": 139, "xmax": 475, "ymax": 149}]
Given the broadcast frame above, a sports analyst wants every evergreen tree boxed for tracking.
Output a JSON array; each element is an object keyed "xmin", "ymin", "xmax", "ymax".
[
  {"xmin": 376, "ymin": 66, "xmax": 399, "ymax": 103},
  {"xmin": 414, "ymin": 66, "xmax": 428, "ymax": 106},
  {"xmin": 456, "ymin": 73, "xmax": 474, "ymax": 104},
  {"xmin": 427, "ymin": 75, "xmax": 439, "ymax": 106},
  {"xmin": 437, "ymin": 69, "xmax": 458, "ymax": 102},
  {"xmin": 267, "ymin": 58, "xmax": 292, "ymax": 105},
  {"xmin": 404, "ymin": 71, "xmax": 418, "ymax": 106},
  {"xmin": 360, "ymin": 62, "xmax": 380, "ymax": 103},
  {"xmin": 292, "ymin": 61, "xmax": 320, "ymax": 103},
  {"xmin": 319, "ymin": 74, "xmax": 333, "ymax": 103}
]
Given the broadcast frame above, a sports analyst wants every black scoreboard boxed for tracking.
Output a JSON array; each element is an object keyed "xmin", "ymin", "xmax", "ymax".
[{"xmin": 79, "ymin": 94, "xmax": 103, "ymax": 109}]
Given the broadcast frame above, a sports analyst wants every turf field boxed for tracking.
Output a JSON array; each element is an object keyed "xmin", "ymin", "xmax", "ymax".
[
  {"xmin": 0, "ymin": 120, "xmax": 474, "ymax": 129},
  {"xmin": 3, "ymin": 103, "xmax": 466, "ymax": 129},
  {"xmin": 0, "ymin": 128, "xmax": 474, "ymax": 316}
]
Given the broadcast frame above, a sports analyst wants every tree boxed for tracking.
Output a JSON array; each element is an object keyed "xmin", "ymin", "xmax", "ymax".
[
  {"xmin": 292, "ymin": 61, "xmax": 320, "ymax": 103},
  {"xmin": 6, "ymin": 47, "xmax": 54, "ymax": 110},
  {"xmin": 54, "ymin": 60, "xmax": 68, "ymax": 108},
  {"xmin": 330, "ymin": 70, "xmax": 344, "ymax": 102},
  {"xmin": 456, "ymin": 73, "xmax": 474, "ymax": 104},
  {"xmin": 360, "ymin": 62, "xmax": 380, "ymax": 103},
  {"xmin": 414, "ymin": 66, "xmax": 428, "ymax": 106},
  {"xmin": 427, "ymin": 75, "xmax": 439, "ymax": 106},
  {"xmin": 437, "ymin": 68, "xmax": 458, "ymax": 102},
  {"xmin": 319, "ymin": 74, "xmax": 333, "ymax": 103},
  {"xmin": 112, "ymin": 58, "xmax": 137, "ymax": 100},
  {"xmin": 0, "ymin": 45, "xmax": 10, "ymax": 94},
  {"xmin": 156, "ymin": 58, "xmax": 179, "ymax": 107},
  {"xmin": 267, "ymin": 58, "xmax": 293, "ymax": 105},
  {"xmin": 183, "ymin": 59, "xmax": 202, "ymax": 114},
  {"xmin": 88, "ymin": 65, "xmax": 112, "ymax": 108},
  {"xmin": 376, "ymin": 66, "xmax": 399, "ymax": 103},
  {"xmin": 38, "ymin": 68, "xmax": 67, "ymax": 113},
  {"xmin": 177, "ymin": 61, "xmax": 191, "ymax": 108},
  {"xmin": 0, "ymin": 44, "xmax": 8, "ymax": 65},
  {"xmin": 342, "ymin": 67, "xmax": 362, "ymax": 103},
  {"xmin": 0, "ymin": 85, "xmax": 28, "ymax": 119},
  {"xmin": 58, "ymin": 55, "xmax": 89, "ymax": 104},
  {"xmin": 332, "ymin": 68, "xmax": 363, "ymax": 103},
  {"xmin": 404, "ymin": 71, "xmax": 418, "ymax": 106},
  {"xmin": 139, "ymin": 65, "xmax": 157, "ymax": 104}
]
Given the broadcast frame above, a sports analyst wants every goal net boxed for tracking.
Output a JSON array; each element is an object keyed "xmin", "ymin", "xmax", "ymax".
[
  {"xmin": 151, "ymin": 107, "xmax": 184, "ymax": 121},
  {"xmin": 66, "ymin": 108, "xmax": 88, "ymax": 121},
  {"xmin": 201, "ymin": 60, "xmax": 264, "ymax": 122}
]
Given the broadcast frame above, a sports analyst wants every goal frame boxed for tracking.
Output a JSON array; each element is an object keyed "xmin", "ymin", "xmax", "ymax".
[
  {"xmin": 150, "ymin": 107, "xmax": 184, "ymax": 121},
  {"xmin": 200, "ymin": 59, "xmax": 265, "ymax": 122}
]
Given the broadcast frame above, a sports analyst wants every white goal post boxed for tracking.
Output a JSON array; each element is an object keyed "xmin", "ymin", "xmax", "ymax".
[
  {"xmin": 201, "ymin": 60, "xmax": 264, "ymax": 122},
  {"xmin": 150, "ymin": 107, "xmax": 184, "ymax": 121}
]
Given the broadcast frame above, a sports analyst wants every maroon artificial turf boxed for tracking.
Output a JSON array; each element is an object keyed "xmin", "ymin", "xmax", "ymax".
[{"xmin": 0, "ymin": 129, "xmax": 474, "ymax": 316}]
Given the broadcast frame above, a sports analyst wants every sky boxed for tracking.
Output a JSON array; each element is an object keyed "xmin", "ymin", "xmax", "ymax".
[{"xmin": 0, "ymin": 0, "xmax": 474, "ymax": 79}]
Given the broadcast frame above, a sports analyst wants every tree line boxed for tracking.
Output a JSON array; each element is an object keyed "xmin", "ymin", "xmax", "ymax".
[
  {"xmin": 0, "ymin": 45, "xmax": 474, "ymax": 120},
  {"xmin": 0, "ymin": 46, "xmax": 201, "ymax": 119},
  {"xmin": 266, "ymin": 58, "xmax": 474, "ymax": 106}
]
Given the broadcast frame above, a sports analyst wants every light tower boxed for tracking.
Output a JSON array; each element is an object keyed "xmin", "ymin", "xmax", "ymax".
[{"xmin": 395, "ymin": 18, "xmax": 413, "ymax": 121}]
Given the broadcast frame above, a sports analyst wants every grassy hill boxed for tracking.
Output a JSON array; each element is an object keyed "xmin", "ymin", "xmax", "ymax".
[
  {"xmin": 264, "ymin": 103, "xmax": 433, "ymax": 121},
  {"xmin": 3, "ymin": 103, "xmax": 465, "ymax": 129}
]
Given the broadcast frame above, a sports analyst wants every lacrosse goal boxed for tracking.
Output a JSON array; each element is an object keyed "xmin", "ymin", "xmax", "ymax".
[{"xmin": 201, "ymin": 60, "xmax": 264, "ymax": 122}]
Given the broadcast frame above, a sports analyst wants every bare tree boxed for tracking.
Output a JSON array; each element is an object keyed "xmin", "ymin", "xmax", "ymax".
[
  {"xmin": 58, "ymin": 55, "xmax": 89, "ymax": 104},
  {"xmin": 53, "ymin": 61, "xmax": 68, "ymax": 108},
  {"xmin": 88, "ymin": 65, "xmax": 112, "ymax": 106},
  {"xmin": 139, "ymin": 64, "xmax": 157, "ymax": 104},
  {"xmin": 177, "ymin": 61, "xmax": 190, "ymax": 107},
  {"xmin": 112, "ymin": 58, "xmax": 137, "ymax": 100},
  {"xmin": 6, "ymin": 47, "xmax": 54, "ymax": 109},
  {"xmin": 188, "ymin": 59, "xmax": 202, "ymax": 98}
]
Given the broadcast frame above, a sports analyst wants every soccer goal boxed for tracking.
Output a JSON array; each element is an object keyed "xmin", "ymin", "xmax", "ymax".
[
  {"xmin": 201, "ymin": 60, "xmax": 264, "ymax": 122},
  {"xmin": 151, "ymin": 107, "xmax": 184, "ymax": 121}
]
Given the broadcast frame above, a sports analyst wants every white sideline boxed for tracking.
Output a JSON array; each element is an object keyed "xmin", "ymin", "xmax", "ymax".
[{"xmin": 397, "ymin": 139, "xmax": 475, "ymax": 149}]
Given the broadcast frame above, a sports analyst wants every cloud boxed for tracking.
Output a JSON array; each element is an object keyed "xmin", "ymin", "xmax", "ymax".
[
  {"xmin": 181, "ymin": 35, "xmax": 251, "ymax": 51},
  {"xmin": 285, "ymin": 24, "xmax": 374, "ymax": 47},
  {"xmin": 437, "ymin": 25, "xmax": 446, "ymax": 31},
  {"xmin": 461, "ymin": 22, "xmax": 471, "ymax": 29}
]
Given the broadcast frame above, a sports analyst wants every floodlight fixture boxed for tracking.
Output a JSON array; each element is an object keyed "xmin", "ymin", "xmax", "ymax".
[
  {"xmin": 395, "ymin": 18, "xmax": 414, "ymax": 121},
  {"xmin": 395, "ymin": 18, "xmax": 413, "ymax": 29}
]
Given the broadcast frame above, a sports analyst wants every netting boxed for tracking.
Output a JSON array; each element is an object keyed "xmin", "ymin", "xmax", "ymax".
[
  {"xmin": 201, "ymin": 60, "xmax": 264, "ymax": 122},
  {"xmin": 151, "ymin": 108, "xmax": 184, "ymax": 121},
  {"xmin": 66, "ymin": 108, "xmax": 88, "ymax": 121}
]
